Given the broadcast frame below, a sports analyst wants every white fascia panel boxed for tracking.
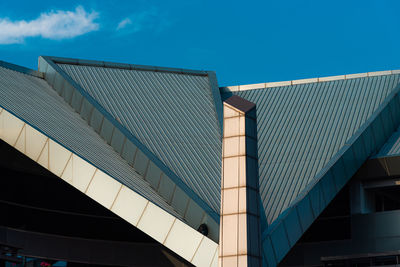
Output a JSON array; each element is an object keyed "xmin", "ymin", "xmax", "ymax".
[
  {"xmin": 49, "ymin": 139, "xmax": 72, "ymax": 176},
  {"xmin": 111, "ymin": 185, "xmax": 148, "ymax": 226},
  {"xmin": 136, "ymin": 202, "xmax": 175, "ymax": 244},
  {"xmin": 86, "ymin": 169, "xmax": 122, "ymax": 209},
  {"xmin": 0, "ymin": 110, "xmax": 24, "ymax": 146},
  {"xmin": 0, "ymin": 108, "xmax": 219, "ymax": 264},
  {"xmin": 37, "ymin": 141, "xmax": 49, "ymax": 169},
  {"xmin": 71, "ymin": 154, "xmax": 96, "ymax": 192},
  {"xmin": 25, "ymin": 124, "xmax": 48, "ymax": 161},
  {"xmin": 164, "ymin": 219, "xmax": 203, "ymax": 262},
  {"xmin": 61, "ymin": 157, "xmax": 73, "ymax": 182},
  {"xmin": 14, "ymin": 125, "xmax": 26, "ymax": 154},
  {"xmin": 210, "ymin": 248, "xmax": 219, "ymax": 267},
  {"xmin": 191, "ymin": 235, "xmax": 219, "ymax": 267}
]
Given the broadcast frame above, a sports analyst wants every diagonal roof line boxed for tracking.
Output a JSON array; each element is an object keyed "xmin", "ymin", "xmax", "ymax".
[
  {"xmin": 47, "ymin": 56, "xmax": 224, "ymax": 131},
  {"xmin": 45, "ymin": 56, "xmax": 210, "ymax": 76},
  {"xmin": 260, "ymin": 80, "xmax": 400, "ymax": 266},
  {"xmin": 0, "ymin": 60, "xmax": 44, "ymax": 78},
  {"xmin": 0, "ymin": 106, "xmax": 218, "ymax": 265},
  {"xmin": 40, "ymin": 56, "xmax": 220, "ymax": 223},
  {"xmin": 0, "ymin": 62, "xmax": 180, "ymax": 219},
  {"xmin": 221, "ymin": 69, "xmax": 400, "ymax": 93}
]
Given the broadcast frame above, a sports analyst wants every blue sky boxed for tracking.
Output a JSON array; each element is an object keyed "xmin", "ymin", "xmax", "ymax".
[{"xmin": 0, "ymin": 0, "xmax": 399, "ymax": 86}]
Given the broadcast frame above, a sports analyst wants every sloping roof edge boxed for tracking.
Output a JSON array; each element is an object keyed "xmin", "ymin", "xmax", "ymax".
[
  {"xmin": 261, "ymin": 80, "xmax": 400, "ymax": 266},
  {"xmin": 47, "ymin": 56, "xmax": 210, "ymax": 76},
  {"xmin": 47, "ymin": 56, "xmax": 224, "ymax": 133},
  {"xmin": 0, "ymin": 61, "xmax": 181, "ymax": 218},
  {"xmin": 0, "ymin": 108, "xmax": 218, "ymax": 266},
  {"xmin": 221, "ymin": 70, "xmax": 400, "ymax": 93},
  {"xmin": 0, "ymin": 60, "xmax": 43, "ymax": 78},
  {"xmin": 38, "ymin": 56, "xmax": 220, "ymax": 223}
]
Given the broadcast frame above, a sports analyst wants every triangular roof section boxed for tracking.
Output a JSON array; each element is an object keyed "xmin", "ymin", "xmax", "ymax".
[
  {"xmin": 221, "ymin": 71, "xmax": 400, "ymax": 266},
  {"xmin": 374, "ymin": 124, "xmax": 400, "ymax": 158},
  {"xmin": 38, "ymin": 56, "xmax": 222, "ymax": 236},
  {"xmin": 0, "ymin": 61, "xmax": 218, "ymax": 266}
]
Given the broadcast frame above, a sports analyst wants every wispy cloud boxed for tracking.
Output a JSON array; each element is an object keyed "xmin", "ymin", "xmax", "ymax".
[
  {"xmin": 115, "ymin": 8, "xmax": 170, "ymax": 35},
  {"xmin": 0, "ymin": 6, "xmax": 99, "ymax": 44},
  {"xmin": 116, "ymin": 18, "xmax": 132, "ymax": 30}
]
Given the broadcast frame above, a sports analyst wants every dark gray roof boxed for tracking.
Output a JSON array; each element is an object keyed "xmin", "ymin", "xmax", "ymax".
[
  {"xmin": 53, "ymin": 60, "xmax": 223, "ymax": 216},
  {"xmin": 222, "ymin": 74, "xmax": 400, "ymax": 266},
  {"xmin": 374, "ymin": 125, "xmax": 400, "ymax": 158},
  {"xmin": 222, "ymin": 74, "xmax": 400, "ymax": 224},
  {"xmin": 0, "ymin": 62, "xmax": 181, "ymax": 219}
]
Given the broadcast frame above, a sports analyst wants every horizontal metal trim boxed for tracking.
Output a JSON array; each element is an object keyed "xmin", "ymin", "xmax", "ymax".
[
  {"xmin": 0, "ymin": 60, "xmax": 43, "ymax": 78},
  {"xmin": 220, "ymin": 69, "xmax": 400, "ymax": 93},
  {"xmin": 223, "ymin": 154, "xmax": 258, "ymax": 160},
  {"xmin": 222, "ymin": 185, "xmax": 259, "ymax": 191},
  {"xmin": 221, "ymin": 211, "xmax": 260, "ymax": 217},
  {"xmin": 43, "ymin": 56, "xmax": 210, "ymax": 76}
]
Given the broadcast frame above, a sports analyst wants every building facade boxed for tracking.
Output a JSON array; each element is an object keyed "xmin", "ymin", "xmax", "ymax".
[{"xmin": 1, "ymin": 57, "xmax": 400, "ymax": 266}]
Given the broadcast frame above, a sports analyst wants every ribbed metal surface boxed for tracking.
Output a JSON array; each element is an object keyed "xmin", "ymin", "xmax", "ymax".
[
  {"xmin": 375, "ymin": 125, "xmax": 400, "ymax": 157},
  {"xmin": 58, "ymin": 64, "xmax": 222, "ymax": 213},
  {"xmin": 0, "ymin": 65, "xmax": 181, "ymax": 218},
  {"xmin": 222, "ymin": 74, "xmax": 400, "ymax": 224}
]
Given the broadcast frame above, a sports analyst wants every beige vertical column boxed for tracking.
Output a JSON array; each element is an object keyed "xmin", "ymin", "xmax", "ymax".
[{"xmin": 219, "ymin": 95, "xmax": 261, "ymax": 267}]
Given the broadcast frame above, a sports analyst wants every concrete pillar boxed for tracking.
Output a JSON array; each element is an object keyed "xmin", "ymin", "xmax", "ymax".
[{"xmin": 219, "ymin": 95, "xmax": 261, "ymax": 267}]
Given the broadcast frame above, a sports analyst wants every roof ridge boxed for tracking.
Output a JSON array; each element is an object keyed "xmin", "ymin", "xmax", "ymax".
[
  {"xmin": 43, "ymin": 56, "xmax": 210, "ymax": 76},
  {"xmin": 221, "ymin": 69, "xmax": 400, "ymax": 93},
  {"xmin": 0, "ymin": 60, "xmax": 44, "ymax": 78},
  {"xmin": 39, "ymin": 56, "xmax": 221, "ymax": 224}
]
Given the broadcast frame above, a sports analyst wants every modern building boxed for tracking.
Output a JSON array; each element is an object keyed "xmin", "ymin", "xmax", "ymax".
[{"xmin": 1, "ymin": 56, "xmax": 400, "ymax": 266}]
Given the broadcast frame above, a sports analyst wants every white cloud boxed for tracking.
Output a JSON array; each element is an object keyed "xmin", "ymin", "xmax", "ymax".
[
  {"xmin": 116, "ymin": 18, "xmax": 132, "ymax": 30},
  {"xmin": 115, "ymin": 8, "xmax": 168, "ymax": 35},
  {"xmin": 0, "ymin": 6, "xmax": 99, "ymax": 44}
]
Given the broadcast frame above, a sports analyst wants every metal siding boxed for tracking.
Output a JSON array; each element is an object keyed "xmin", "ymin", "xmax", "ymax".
[
  {"xmin": 0, "ymin": 65, "xmax": 181, "ymax": 219},
  {"xmin": 58, "ymin": 64, "xmax": 222, "ymax": 214},
  {"xmin": 376, "ymin": 125, "xmax": 400, "ymax": 157},
  {"xmin": 262, "ymin": 237, "xmax": 277, "ymax": 267},
  {"xmin": 237, "ymin": 76, "xmax": 400, "ymax": 266},
  {"xmin": 374, "ymin": 95, "xmax": 400, "ymax": 158},
  {"xmin": 282, "ymin": 208, "xmax": 303, "ymax": 247},
  {"xmin": 222, "ymin": 74, "xmax": 400, "ymax": 224},
  {"xmin": 270, "ymin": 222, "xmax": 290, "ymax": 263}
]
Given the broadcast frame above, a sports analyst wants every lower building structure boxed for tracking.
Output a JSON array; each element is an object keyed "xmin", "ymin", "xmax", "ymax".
[{"xmin": 1, "ymin": 56, "xmax": 400, "ymax": 266}]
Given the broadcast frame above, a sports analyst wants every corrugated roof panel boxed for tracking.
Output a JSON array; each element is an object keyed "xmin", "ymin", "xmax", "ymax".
[
  {"xmin": 57, "ymin": 63, "xmax": 222, "ymax": 213},
  {"xmin": 374, "ymin": 125, "xmax": 400, "ymax": 157},
  {"xmin": 222, "ymin": 74, "xmax": 400, "ymax": 224},
  {"xmin": 0, "ymin": 65, "xmax": 181, "ymax": 219}
]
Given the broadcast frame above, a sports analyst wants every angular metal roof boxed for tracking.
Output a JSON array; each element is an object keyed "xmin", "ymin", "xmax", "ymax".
[
  {"xmin": 52, "ymin": 58, "xmax": 223, "ymax": 215},
  {"xmin": 4, "ymin": 54, "xmax": 400, "ymax": 266},
  {"xmin": 222, "ymin": 73, "xmax": 400, "ymax": 266},
  {"xmin": 0, "ymin": 62, "xmax": 180, "ymax": 219},
  {"xmin": 222, "ymin": 74, "xmax": 400, "ymax": 224},
  {"xmin": 374, "ymin": 125, "xmax": 400, "ymax": 157}
]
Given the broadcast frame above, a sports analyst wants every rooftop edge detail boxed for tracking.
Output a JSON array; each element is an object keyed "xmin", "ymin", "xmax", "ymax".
[
  {"xmin": 220, "ymin": 69, "xmax": 400, "ymax": 93},
  {"xmin": 0, "ymin": 60, "xmax": 44, "ymax": 79},
  {"xmin": 224, "ymin": 95, "xmax": 256, "ymax": 113},
  {"xmin": 43, "ymin": 56, "xmax": 211, "ymax": 77}
]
